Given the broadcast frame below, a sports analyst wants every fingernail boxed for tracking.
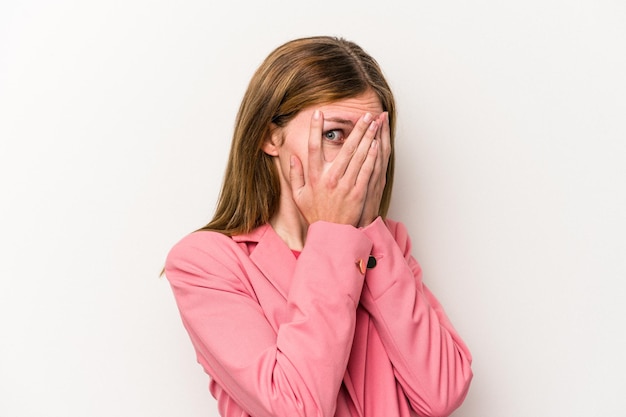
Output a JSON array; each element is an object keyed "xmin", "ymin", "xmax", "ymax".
[
  {"xmin": 368, "ymin": 121, "xmax": 377, "ymax": 131},
  {"xmin": 313, "ymin": 110, "xmax": 320, "ymax": 120},
  {"xmin": 371, "ymin": 139, "xmax": 378, "ymax": 149},
  {"xmin": 363, "ymin": 113, "xmax": 373, "ymax": 123}
]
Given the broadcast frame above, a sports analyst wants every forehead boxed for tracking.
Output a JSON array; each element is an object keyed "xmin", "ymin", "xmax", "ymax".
[
  {"xmin": 291, "ymin": 90, "xmax": 383, "ymax": 124},
  {"xmin": 281, "ymin": 90, "xmax": 383, "ymax": 135},
  {"xmin": 318, "ymin": 90, "xmax": 383, "ymax": 116}
]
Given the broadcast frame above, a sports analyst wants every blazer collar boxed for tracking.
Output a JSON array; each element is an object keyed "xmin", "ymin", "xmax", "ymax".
[{"xmin": 232, "ymin": 224, "xmax": 295, "ymax": 299}]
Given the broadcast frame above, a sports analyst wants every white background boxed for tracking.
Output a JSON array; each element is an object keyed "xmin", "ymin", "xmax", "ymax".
[{"xmin": 1, "ymin": 1, "xmax": 625, "ymax": 416}]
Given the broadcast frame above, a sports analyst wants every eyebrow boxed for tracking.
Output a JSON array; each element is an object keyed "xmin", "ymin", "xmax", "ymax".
[{"xmin": 323, "ymin": 117, "xmax": 355, "ymax": 126}]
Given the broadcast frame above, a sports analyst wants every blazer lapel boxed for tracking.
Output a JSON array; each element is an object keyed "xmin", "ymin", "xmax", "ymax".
[
  {"xmin": 233, "ymin": 224, "xmax": 365, "ymax": 417},
  {"xmin": 233, "ymin": 224, "xmax": 295, "ymax": 300}
]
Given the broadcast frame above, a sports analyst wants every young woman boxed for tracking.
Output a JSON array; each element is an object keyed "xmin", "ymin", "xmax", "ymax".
[{"xmin": 164, "ymin": 36, "xmax": 473, "ymax": 417}]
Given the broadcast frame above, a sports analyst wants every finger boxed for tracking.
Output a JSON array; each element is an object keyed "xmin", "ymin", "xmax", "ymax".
[
  {"xmin": 343, "ymin": 117, "xmax": 378, "ymax": 182},
  {"xmin": 373, "ymin": 112, "xmax": 388, "ymax": 180},
  {"xmin": 369, "ymin": 137, "xmax": 383, "ymax": 189},
  {"xmin": 355, "ymin": 137, "xmax": 379, "ymax": 190},
  {"xmin": 371, "ymin": 113, "xmax": 385, "ymax": 180},
  {"xmin": 329, "ymin": 112, "xmax": 374, "ymax": 176},
  {"xmin": 289, "ymin": 154, "xmax": 305, "ymax": 194},
  {"xmin": 307, "ymin": 110, "xmax": 324, "ymax": 180},
  {"xmin": 380, "ymin": 112, "xmax": 391, "ymax": 172}
]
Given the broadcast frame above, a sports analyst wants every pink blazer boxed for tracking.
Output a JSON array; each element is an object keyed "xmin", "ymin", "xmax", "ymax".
[{"xmin": 165, "ymin": 217, "xmax": 472, "ymax": 417}]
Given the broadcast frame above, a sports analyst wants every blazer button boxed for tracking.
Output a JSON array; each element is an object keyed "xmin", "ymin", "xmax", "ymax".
[
  {"xmin": 357, "ymin": 256, "xmax": 377, "ymax": 274},
  {"xmin": 356, "ymin": 259, "xmax": 367, "ymax": 275}
]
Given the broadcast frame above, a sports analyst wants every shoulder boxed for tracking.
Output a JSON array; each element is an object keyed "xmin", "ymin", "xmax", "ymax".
[
  {"xmin": 382, "ymin": 217, "xmax": 403, "ymax": 234},
  {"xmin": 382, "ymin": 217, "xmax": 413, "ymax": 254},
  {"xmin": 164, "ymin": 230, "xmax": 247, "ymax": 282},
  {"xmin": 381, "ymin": 217, "xmax": 410, "ymax": 240},
  {"xmin": 167, "ymin": 230, "xmax": 236, "ymax": 262}
]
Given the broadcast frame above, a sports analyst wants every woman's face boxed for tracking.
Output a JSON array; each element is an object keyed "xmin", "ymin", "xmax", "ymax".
[{"xmin": 265, "ymin": 89, "xmax": 384, "ymax": 189}]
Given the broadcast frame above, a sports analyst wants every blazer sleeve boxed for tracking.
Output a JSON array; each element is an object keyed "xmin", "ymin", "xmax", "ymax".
[
  {"xmin": 164, "ymin": 222, "xmax": 373, "ymax": 417},
  {"xmin": 358, "ymin": 217, "xmax": 473, "ymax": 417}
]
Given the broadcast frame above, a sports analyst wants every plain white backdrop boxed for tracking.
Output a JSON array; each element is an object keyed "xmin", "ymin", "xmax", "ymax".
[{"xmin": 1, "ymin": 0, "xmax": 625, "ymax": 416}]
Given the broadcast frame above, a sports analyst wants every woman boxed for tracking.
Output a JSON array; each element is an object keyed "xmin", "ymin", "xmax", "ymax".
[{"xmin": 164, "ymin": 36, "xmax": 473, "ymax": 417}]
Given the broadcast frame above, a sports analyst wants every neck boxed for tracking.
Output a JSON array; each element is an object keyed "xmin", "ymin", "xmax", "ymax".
[{"xmin": 269, "ymin": 190, "xmax": 308, "ymax": 251}]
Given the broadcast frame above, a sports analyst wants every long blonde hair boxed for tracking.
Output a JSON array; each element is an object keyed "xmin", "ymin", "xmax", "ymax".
[{"xmin": 201, "ymin": 36, "xmax": 397, "ymax": 236}]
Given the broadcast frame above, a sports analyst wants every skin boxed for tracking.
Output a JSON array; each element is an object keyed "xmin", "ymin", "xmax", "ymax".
[{"xmin": 262, "ymin": 90, "xmax": 391, "ymax": 250}]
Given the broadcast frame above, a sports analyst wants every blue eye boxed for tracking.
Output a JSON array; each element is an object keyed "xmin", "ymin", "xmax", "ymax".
[{"xmin": 324, "ymin": 129, "xmax": 344, "ymax": 141}]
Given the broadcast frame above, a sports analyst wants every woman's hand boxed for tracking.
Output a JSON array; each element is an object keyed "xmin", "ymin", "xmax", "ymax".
[
  {"xmin": 358, "ymin": 112, "xmax": 391, "ymax": 227},
  {"xmin": 289, "ymin": 110, "xmax": 380, "ymax": 226}
]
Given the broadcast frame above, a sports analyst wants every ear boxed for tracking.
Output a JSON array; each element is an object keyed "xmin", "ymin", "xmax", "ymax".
[{"xmin": 262, "ymin": 124, "xmax": 281, "ymax": 156}]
